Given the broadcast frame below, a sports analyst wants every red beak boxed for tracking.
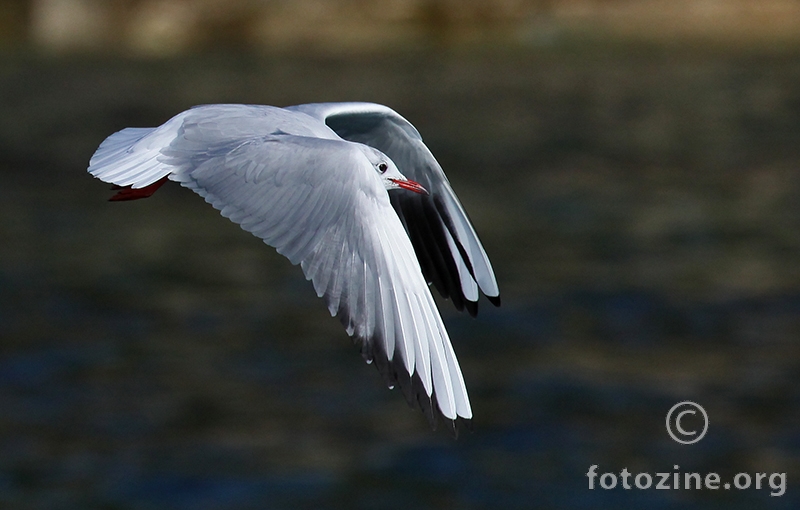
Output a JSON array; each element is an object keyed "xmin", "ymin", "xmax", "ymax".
[{"xmin": 391, "ymin": 178, "xmax": 429, "ymax": 195}]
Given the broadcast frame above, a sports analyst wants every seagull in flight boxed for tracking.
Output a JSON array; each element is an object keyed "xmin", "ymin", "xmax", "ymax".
[{"xmin": 88, "ymin": 102, "xmax": 500, "ymax": 432}]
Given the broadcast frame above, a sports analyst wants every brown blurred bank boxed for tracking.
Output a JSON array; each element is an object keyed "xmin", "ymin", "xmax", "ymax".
[{"xmin": 1, "ymin": 0, "xmax": 800, "ymax": 55}]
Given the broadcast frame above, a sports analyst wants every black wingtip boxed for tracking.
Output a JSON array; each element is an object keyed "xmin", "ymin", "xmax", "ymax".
[
  {"xmin": 465, "ymin": 299, "xmax": 478, "ymax": 318},
  {"xmin": 446, "ymin": 417, "xmax": 474, "ymax": 439},
  {"xmin": 357, "ymin": 328, "xmax": 475, "ymax": 436},
  {"xmin": 448, "ymin": 419, "xmax": 459, "ymax": 439},
  {"xmin": 487, "ymin": 295, "xmax": 501, "ymax": 307},
  {"xmin": 414, "ymin": 378, "xmax": 438, "ymax": 429}
]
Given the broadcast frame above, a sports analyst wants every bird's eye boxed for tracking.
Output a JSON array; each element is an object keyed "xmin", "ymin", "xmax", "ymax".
[{"xmin": 378, "ymin": 163, "xmax": 388, "ymax": 173}]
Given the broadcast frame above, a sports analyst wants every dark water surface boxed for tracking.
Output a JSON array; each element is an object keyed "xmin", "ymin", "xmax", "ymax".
[{"xmin": 1, "ymin": 47, "xmax": 799, "ymax": 509}]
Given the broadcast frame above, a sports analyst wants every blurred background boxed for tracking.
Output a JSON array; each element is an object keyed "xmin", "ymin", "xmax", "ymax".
[{"xmin": 1, "ymin": 1, "xmax": 800, "ymax": 508}]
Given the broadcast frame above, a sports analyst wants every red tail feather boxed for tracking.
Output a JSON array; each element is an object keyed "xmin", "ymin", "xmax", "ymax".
[{"xmin": 109, "ymin": 177, "xmax": 169, "ymax": 201}]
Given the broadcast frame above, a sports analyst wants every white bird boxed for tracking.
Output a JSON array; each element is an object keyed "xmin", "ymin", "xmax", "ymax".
[{"xmin": 88, "ymin": 102, "xmax": 500, "ymax": 432}]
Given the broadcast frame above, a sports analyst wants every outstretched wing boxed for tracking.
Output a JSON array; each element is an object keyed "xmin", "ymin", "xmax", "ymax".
[
  {"xmin": 88, "ymin": 104, "xmax": 339, "ymax": 190},
  {"xmin": 288, "ymin": 102, "xmax": 500, "ymax": 317},
  {"xmin": 88, "ymin": 106, "xmax": 473, "ymax": 428}
]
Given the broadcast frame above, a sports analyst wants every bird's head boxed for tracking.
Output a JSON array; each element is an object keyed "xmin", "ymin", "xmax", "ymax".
[{"xmin": 363, "ymin": 146, "xmax": 428, "ymax": 195}]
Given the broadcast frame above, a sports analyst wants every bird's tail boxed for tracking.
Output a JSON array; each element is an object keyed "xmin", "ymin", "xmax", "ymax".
[{"xmin": 88, "ymin": 126, "xmax": 175, "ymax": 191}]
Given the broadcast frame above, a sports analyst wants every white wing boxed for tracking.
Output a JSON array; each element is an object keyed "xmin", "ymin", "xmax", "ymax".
[
  {"xmin": 88, "ymin": 104, "xmax": 339, "ymax": 189},
  {"xmin": 87, "ymin": 105, "xmax": 472, "ymax": 428},
  {"xmin": 288, "ymin": 102, "xmax": 500, "ymax": 316}
]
